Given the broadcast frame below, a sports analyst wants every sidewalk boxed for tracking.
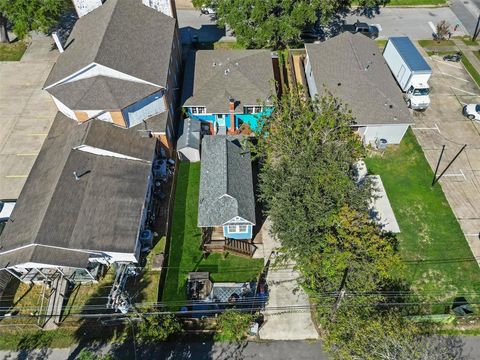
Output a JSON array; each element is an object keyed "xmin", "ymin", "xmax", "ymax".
[{"xmin": 453, "ymin": 38, "xmax": 480, "ymax": 70}]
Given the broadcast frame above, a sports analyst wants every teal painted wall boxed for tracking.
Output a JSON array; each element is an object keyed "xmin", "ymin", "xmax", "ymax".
[
  {"xmin": 186, "ymin": 107, "xmax": 273, "ymax": 132},
  {"xmin": 223, "ymin": 225, "xmax": 253, "ymax": 240}
]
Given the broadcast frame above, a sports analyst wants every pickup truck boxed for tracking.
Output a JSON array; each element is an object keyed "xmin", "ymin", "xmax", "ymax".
[{"xmin": 341, "ymin": 20, "xmax": 379, "ymax": 39}]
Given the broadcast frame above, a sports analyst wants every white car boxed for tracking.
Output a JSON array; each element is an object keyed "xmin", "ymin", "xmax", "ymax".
[
  {"xmin": 200, "ymin": 7, "xmax": 215, "ymax": 15},
  {"xmin": 462, "ymin": 104, "xmax": 480, "ymax": 121},
  {"xmin": 0, "ymin": 201, "xmax": 15, "ymax": 221}
]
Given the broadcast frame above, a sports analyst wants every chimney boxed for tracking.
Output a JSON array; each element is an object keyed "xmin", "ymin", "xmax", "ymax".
[
  {"xmin": 228, "ymin": 98, "xmax": 235, "ymax": 134},
  {"xmin": 52, "ymin": 31, "xmax": 64, "ymax": 53}
]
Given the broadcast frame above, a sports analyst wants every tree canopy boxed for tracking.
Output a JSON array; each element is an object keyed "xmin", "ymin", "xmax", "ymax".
[
  {"xmin": 194, "ymin": 0, "xmax": 390, "ymax": 48},
  {"xmin": 0, "ymin": 0, "xmax": 69, "ymax": 42},
  {"xmin": 253, "ymin": 91, "xmax": 410, "ymax": 355}
]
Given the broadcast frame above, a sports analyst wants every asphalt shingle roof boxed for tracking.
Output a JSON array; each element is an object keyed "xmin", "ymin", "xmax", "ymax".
[
  {"xmin": 177, "ymin": 117, "xmax": 200, "ymax": 151},
  {"xmin": 44, "ymin": 0, "xmax": 176, "ymax": 88},
  {"xmin": 198, "ymin": 136, "xmax": 255, "ymax": 227},
  {"xmin": 182, "ymin": 50, "xmax": 275, "ymax": 114},
  {"xmin": 0, "ymin": 113, "xmax": 156, "ymax": 267},
  {"xmin": 305, "ymin": 32, "xmax": 413, "ymax": 126},
  {"xmin": 47, "ymin": 76, "xmax": 161, "ymax": 110}
]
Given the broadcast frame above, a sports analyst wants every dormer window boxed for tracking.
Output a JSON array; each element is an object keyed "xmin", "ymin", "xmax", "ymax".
[
  {"xmin": 190, "ymin": 106, "xmax": 206, "ymax": 114},
  {"xmin": 244, "ymin": 106, "xmax": 262, "ymax": 114}
]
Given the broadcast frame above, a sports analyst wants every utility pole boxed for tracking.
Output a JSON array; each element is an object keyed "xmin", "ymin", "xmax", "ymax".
[
  {"xmin": 473, "ymin": 14, "xmax": 480, "ymax": 41},
  {"xmin": 432, "ymin": 144, "xmax": 467, "ymax": 186}
]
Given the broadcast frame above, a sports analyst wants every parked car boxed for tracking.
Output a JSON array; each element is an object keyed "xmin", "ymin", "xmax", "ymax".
[
  {"xmin": 462, "ymin": 103, "xmax": 480, "ymax": 121},
  {"xmin": 0, "ymin": 200, "xmax": 15, "ymax": 221},
  {"xmin": 341, "ymin": 20, "xmax": 379, "ymax": 39},
  {"xmin": 200, "ymin": 6, "xmax": 215, "ymax": 15},
  {"xmin": 443, "ymin": 52, "xmax": 462, "ymax": 62}
]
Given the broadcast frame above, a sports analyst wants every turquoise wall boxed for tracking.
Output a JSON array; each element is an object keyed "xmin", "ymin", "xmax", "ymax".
[
  {"xmin": 223, "ymin": 225, "xmax": 253, "ymax": 240},
  {"xmin": 186, "ymin": 107, "xmax": 273, "ymax": 132}
]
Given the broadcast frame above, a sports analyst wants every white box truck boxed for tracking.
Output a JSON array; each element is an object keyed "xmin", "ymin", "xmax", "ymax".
[{"xmin": 383, "ymin": 37, "xmax": 432, "ymax": 110}]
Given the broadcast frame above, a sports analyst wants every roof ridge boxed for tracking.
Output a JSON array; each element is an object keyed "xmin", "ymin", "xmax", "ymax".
[{"xmin": 94, "ymin": 0, "xmax": 120, "ymax": 68}]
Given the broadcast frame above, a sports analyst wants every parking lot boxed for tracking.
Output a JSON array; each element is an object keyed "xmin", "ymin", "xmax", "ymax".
[
  {"xmin": 412, "ymin": 51, "xmax": 480, "ymax": 261},
  {"xmin": 0, "ymin": 36, "xmax": 58, "ymax": 200}
]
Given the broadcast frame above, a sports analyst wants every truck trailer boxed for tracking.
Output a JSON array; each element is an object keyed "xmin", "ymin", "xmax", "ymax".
[{"xmin": 383, "ymin": 37, "xmax": 432, "ymax": 110}]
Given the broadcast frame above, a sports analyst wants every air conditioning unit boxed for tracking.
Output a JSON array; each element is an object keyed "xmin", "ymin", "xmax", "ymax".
[
  {"xmin": 376, "ymin": 138, "xmax": 388, "ymax": 150},
  {"xmin": 139, "ymin": 230, "xmax": 153, "ymax": 250}
]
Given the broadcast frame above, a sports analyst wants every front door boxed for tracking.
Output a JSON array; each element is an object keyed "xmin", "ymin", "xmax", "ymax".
[{"xmin": 217, "ymin": 114, "xmax": 226, "ymax": 127}]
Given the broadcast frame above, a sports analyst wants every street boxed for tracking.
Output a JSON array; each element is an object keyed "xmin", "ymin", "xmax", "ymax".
[{"xmin": 346, "ymin": 7, "xmax": 467, "ymax": 39}]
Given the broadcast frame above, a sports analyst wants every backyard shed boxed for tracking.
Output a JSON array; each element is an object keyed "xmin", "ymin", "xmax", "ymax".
[{"xmin": 177, "ymin": 118, "xmax": 201, "ymax": 162}]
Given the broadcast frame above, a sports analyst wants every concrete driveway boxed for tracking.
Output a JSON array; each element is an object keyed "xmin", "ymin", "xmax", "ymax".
[
  {"xmin": 0, "ymin": 36, "xmax": 58, "ymax": 199},
  {"xmin": 177, "ymin": 10, "xmax": 233, "ymax": 44},
  {"xmin": 254, "ymin": 219, "xmax": 319, "ymax": 341},
  {"xmin": 411, "ymin": 49, "xmax": 480, "ymax": 262}
]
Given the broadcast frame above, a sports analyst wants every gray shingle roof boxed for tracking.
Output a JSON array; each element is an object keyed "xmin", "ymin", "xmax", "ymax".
[
  {"xmin": 198, "ymin": 136, "xmax": 255, "ymax": 227},
  {"xmin": 182, "ymin": 50, "xmax": 275, "ymax": 114},
  {"xmin": 44, "ymin": 0, "xmax": 176, "ymax": 88},
  {"xmin": 47, "ymin": 76, "xmax": 161, "ymax": 110},
  {"xmin": 305, "ymin": 32, "xmax": 413, "ymax": 126},
  {"xmin": 177, "ymin": 117, "xmax": 200, "ymax": 151},
  {"xmin": 0, "ymin": 113, "xmax": 156, "ymax": 265},
  {"xmin": 0, "ymin": 245, "xmax": 90, "ymax": 269}
]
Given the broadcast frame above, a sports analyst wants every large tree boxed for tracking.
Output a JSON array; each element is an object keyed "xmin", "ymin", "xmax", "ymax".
[
  {"xmin": 326, "ymin": 310, "xmax": 468, "ymax": 360},
  {"xmin": 0, "ymin": 0, "xmax": 69, "ymax": 43},
  {"xmin": 194, "ymin": 0, "xmax": 389, "ymax": 48}
]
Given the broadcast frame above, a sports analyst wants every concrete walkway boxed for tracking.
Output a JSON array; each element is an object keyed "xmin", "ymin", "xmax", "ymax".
[
  {"xmin": 453, "ymin": 38, "xmax": 480, "ymax": 70},
  {"xmin": 255, "ymin": 219, "xmax": 319, "ymax": 341}
]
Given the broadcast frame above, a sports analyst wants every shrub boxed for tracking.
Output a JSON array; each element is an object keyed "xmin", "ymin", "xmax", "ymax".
[{"xmin": 215, "ymin": 310, "xmax": 254, "ymax": 341}]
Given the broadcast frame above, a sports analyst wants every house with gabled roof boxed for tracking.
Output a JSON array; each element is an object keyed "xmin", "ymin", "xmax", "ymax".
[
  {"xmin": 198, "ymin": 136, "xmax": 256, "ymax": 255},
  {"xmin": 0, "ymin": 0, "xmax": 180, "ymax": 285},
  {"xmin": 44, "ymin": 0, "xmax": 181, "ymax": 150},
  {"xmin": 304, "ymin": 32, "xmax": 413, "ymax": 145},
  {"xmin": 182, "ymin": 50, "xmax": 276, "ymax": 135}
]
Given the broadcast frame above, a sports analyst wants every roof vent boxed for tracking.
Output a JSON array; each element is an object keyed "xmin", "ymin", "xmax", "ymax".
[
  {"xmin": 337, "ymin": 82, "xmax": 342, "ymax": 86},
  {"xmin": 224, "ymin": 68, "xmax": 230, "ymax": 75},
  {"xmin": 213, "ymin": 61, "xmax": 217, "ymax": 66},
  {"xmin": 73, "ymin": 171, "xmax": 80, "ymax": 181},
  {"xmin": 235, "ymin": 62, "xmax": 239, "ymax": 66},
  {"xmin": 389, "ymin": 104, "xmax": 393, "ymax": 109}
]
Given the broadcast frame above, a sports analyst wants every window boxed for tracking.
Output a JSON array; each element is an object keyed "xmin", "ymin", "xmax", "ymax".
[
  {"xmin": 190, "ymin": 107, "xmax": 206, "ymax": 114},
  {"xmin": 227, "ymin": 225, "xmax": 249, "ymax": 233},
  {"xmin": 244, "ymin": 106, "xmax": 262, "ymax": 114}
]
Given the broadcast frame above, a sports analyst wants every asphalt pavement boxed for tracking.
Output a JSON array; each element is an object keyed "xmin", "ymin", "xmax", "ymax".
[
  {"xmin": 0, "ymin": 340, "xmax": 328, "ymax": 360},
  {"xmin": 346, "ymin": 7, "xmax": 467, "ymax": 39}
]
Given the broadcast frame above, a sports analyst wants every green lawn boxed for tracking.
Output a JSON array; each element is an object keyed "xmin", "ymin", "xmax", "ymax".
[
  {"xmin": 418, "ymin": 39, "xmax": 455, "ymax": 48},
  {"xmin": 462, "ymin": 54, "xmax": 480, "ymax": 87},
  {"xmin": 365, "ymin": 130, "xmax": 480, "ymax": 310},
  {"xmin": 0, "ymin": 42, "xmax": 27, "ymax": 61},
  {"xmin": 162, "ymin": 162, "xmax": 264, "ymax": 304}
]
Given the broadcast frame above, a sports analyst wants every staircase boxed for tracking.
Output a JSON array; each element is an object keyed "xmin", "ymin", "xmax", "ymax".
[
  {"xmin": 43, "ymin": 276, "xmax": 68, "ymax": 330},
  {"xmin": 225, "ymin": 239, "xmax": 256, "ymax": 258}
]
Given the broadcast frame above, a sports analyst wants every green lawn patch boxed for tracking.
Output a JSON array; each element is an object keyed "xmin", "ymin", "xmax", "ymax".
[
  {"xmin": 365, "ymin": 130, "xmax": 480, "ymax": 311},
  {"xmin": 375, "ymin": 39, "xmax": 388, "ymax": 50},
  {"xmin": 418, "ymin": 39, "xmax": 455, "ymax": 48},
  {"xmin": 0, "ymin": 42, "xmax": 27, "ymax": 61},
  {"xmin": 461, "ymin": 55, "xmax": 480, "ymax": 87},
  {"xmin": 213, "ymin": 41, "xmax": 244, "ymax": 50},
  {"xmin": 162, "ymin": 162, "xmax": 263, "ymax": 304},
  {"xmin": 460, "ymin": 36, "xmax": 479, "ymax": 46}
]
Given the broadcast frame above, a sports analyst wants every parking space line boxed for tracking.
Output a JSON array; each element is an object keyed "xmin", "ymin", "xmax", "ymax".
[
  {"xmin": 442, "ymin": 169, "xmax": 467, "ymax": 181},
  {"xmin": 411, "ymin": 123, "xmax": 441, "ymax": 134},
  {"xmin": 432, "ymin": 58, "xmax": 462, "ymax": 69},
  {"xmin": 15, "ymin": 153, "xmax": 38, "ymax": 156},
  {"xmin": 5, "ymin": 175, "xmax": 28, "ymax": 178},
  {"xmin": 450, "ymin": 86, "xmax": 480, "ymax": 96},
  {"xmin": 440, "ymin": 72, "xmax": 470, "ymax": 82},
  {"xmin": 428, "ymin": 21, "xmax": 436, "ymax": 34}
]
